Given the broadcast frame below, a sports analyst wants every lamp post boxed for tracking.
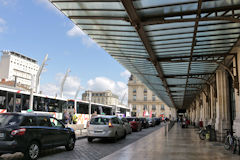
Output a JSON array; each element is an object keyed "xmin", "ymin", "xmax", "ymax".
[
  {"xmin": 60, "ymin": 68, "xmax": 71, "ymax": 98},
  {"xmin": 29, "ymin": 74, "xmax": 35, "ymax": 110},
  {"xmin": 35, "ymin": 54, "xmax": 48, "ymax": 93},
  {"xmin": 88, "ymin": 91, "xmax": 92, "ymax": 119}
]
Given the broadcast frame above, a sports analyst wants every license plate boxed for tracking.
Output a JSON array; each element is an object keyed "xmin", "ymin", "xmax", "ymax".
[
  {"xmin": 0, "ymin": 133, "xmax": 4, "ymax": 138},
  {"xmin": 94, "ymin": 131, "xmax": 102, "ymax": 133}
]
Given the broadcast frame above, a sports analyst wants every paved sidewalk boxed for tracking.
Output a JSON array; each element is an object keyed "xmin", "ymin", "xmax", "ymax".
[{"xmin": 101, "ymin": 124, "xmax": 240, "ymax": 160}]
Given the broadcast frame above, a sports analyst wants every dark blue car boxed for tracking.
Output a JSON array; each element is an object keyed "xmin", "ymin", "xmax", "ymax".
[{"xmin": 0, "ymin": 113, "xmax": 76, "ymax": 160}]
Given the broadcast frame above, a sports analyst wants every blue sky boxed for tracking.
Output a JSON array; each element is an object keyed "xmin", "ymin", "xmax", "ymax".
[{"xmin": 0, "ymin": 0, "xmax": 130, "ymax": 102}]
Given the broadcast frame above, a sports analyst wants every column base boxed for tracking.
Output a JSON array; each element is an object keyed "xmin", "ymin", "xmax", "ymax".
[
  {"xmin": 215, "ymin": 118, "xmax": 230, "ymax": 142},
  {"xmin": 233, "ymin": 119, "xmax": 240, "ymax": 137}
]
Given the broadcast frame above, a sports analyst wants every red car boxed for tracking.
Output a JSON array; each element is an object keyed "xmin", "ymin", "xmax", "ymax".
[{"xmin": 126, "ymin": 117, "xmax": 142, "ymax": 132}]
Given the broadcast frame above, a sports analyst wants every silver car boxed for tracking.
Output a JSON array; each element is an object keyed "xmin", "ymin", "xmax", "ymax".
[
  {"xmin": 120, "ymin": 117, "xmax": 132, "ymax": 134},
  {"xmin": 87, "ymin": 116, "xmax": 127, "ymax": 142}
]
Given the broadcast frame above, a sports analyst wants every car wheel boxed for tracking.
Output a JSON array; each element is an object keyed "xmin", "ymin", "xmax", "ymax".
[
  {"xmin": 123, "ymin": 131, "xmax": 127, "ymax": 139},
  {"xmin": 65, "ymin": 136, "xmax": 75, "ymax": 151},
  {"xmin": 88, "ymin": 137, "xmax": 93, "ymax": 143},
  {"xmin": 24, "ymin": 141, "xmax": 40, "ymax": 160},
  {"xmin": 137, "ymin": 127, "xmax": 140, "ymax": 132},
  {"xmin": 129, "ymin": 128, "xmax": 132, "ymax": 134},
  {"xmin": 113, "ymin": 132, "xmax": 118, "ymax": 142}
]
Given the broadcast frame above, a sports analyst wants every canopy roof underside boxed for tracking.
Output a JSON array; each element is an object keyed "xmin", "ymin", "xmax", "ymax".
[{"xmin": 50, "ymin": 0, "xmax": 240, "ymax": 109}]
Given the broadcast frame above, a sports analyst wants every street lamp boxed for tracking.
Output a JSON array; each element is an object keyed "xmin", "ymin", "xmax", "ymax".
[{"xmin": 88, "ymin": 91, "xmax": 92, "ymax": 119}]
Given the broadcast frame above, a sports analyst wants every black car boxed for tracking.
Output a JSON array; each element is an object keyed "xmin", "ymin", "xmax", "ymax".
[
  {"xmin": 153, "ymin": 117, "xmax": 161, "ymax": 125},
  {"xmin": 147, "ymin": 118, "xmax": 156, "ymax": 127},
  {"xmin": 0, "ymin": 113, "xmax": 76, "ymax": 160},
  {"xmin": 139, "ymin": 118, "xmax": 149, "ymax": 129}
]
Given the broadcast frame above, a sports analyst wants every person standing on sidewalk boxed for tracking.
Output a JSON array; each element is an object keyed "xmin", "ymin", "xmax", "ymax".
[{"xmin": 72, "ymin": 112, "xmax": 78, "ymax": 124}]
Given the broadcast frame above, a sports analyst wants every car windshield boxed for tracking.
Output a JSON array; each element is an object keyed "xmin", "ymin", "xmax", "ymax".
[
  {"xmin": 90, "ymin": 117, "xmax": 109, "ymax": 125},
  {"xmin": 0, "ymin": 114, "xmax": 23, "ymax": 127},
  {"xmin": 126, "ymin": 118, "xmax": 136, "ymax": 122}
]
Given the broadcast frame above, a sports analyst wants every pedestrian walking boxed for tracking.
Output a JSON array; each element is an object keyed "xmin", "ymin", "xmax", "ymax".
[
  {"xmin": 69, "ymin": 111, "xmax": 73, "ymax": 124},
  {"xmin": 63, "ymin": 110, "xmax": 70, "ymax": 124}
]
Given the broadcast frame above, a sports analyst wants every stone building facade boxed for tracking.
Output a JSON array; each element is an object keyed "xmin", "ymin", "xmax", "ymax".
[
  {"xmin": 128, "ymin": 75, "xmax": 175, "ymax": 119},
  {"xmin": 82, "ymin": 90, "xmax": 119, "ymax": 106}
]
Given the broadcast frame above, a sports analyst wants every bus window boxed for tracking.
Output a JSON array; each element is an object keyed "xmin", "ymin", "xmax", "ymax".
[
  {"xmin": 57, "ymin": 100, "xmax": 65, "ymax": 113},
  {"xmin": 102, "ymin": 107, "xmax": 112, "ymax": 115},
  {"xmin": 91, "ymin": 104, "xmax": 100, "ymax": 114},
  {"xmin": 22, "ymin": 94, "xmax": 30, "ymax": 110},
  {"xmin": 33, "ymin": 96, "xmax": 45, "ymax": 111},
  {"xmin": 7, "ymin": 92, "xmax": 14, "ymax": 112},
  {"xmin": 0, "ymin": 90, "xmax": 7, "ymax": 109},
  {"xmin": 77, "ymin": 102, "xmax": 88, "ymax": 114},
  {"xmin": 7, "ymin": 93, "xmax": 21, "ymax": 112},
  {"xmin": 15, "ymin": 94, "xmax": 22, "ymax": 112},
  {"xmin": 44, "ymin": 98, "xmax": 64, "ymax": 113}
]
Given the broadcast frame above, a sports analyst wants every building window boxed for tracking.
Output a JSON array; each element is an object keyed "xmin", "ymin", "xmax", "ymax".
[
  {"xmin": 133, "ymin": 95, "xmax": 136, "ymax": 101},
  {"xmin": 144, "ymin": 88, "xmax": 147, "ymax": 93},
  {"xmin": 152, "ymin": 105, "xmax": 156, "ymax": 110},
  {"xmin": 133, "ymin": 104, "xmax": 136, "ymax": 110},
  {"xmin": 144, "ymin": 95, "xmax": 147, "ymax": 101},
  {"xmin": 161, "ymin": 104, "xmax": 165, "ymax": 110},
  {"xmin": 152, "ymin": 94, "xmax": 156, "ymax": 101},
  {"xmin": 133, "ymin": 89, "xmax": 136, "ymax": 93},
  {"xmin": 143, "ymin": 104, "xmax": 147, "ymax": 110}
]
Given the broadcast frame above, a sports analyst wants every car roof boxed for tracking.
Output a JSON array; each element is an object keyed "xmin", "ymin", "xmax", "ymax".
[
  {"xmin": 92, "ymin": 115, "xmax": 117, "ymax": 119},
  {"xmin": 0, "ymin": 112, "xmax": 53, "ymax": 117}
]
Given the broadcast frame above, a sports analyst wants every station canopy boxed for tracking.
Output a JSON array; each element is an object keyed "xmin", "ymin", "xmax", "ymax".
[{"xmin": 50, "ymin": 0, "xmax": 240, "ymax": 109}]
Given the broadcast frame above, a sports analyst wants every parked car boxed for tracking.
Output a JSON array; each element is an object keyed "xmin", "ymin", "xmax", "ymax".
[
  {"xmin": 120, "ymin": 117, "xmax": 132, "ymax": 134},
  {"xmin": 126, "ymin": 117, "xmax": 142, "ymax": 132},
  {"xmin": 153, "ymin": 117, "xmax": 161, "ymax": 125},
  {"xmin": 147, "ymin": 118, "xmax": 156, "ymax": 127},
  {"xmin": 0, "ymin": 113, "xmax": 76, "ymax": 160},
  {"xmin": 87, "ymin": 115, "xmax": 127, "ymax": 142},
  {"xmin": 139, "ymin": 117, "xmax": 149, "ymax": 129}
]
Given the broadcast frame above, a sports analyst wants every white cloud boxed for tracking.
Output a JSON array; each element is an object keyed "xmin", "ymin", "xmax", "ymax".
[
  {"xmin": 0, "ymin": 0, "xmax": 17, "ymax": 6},
  {"xmin": 120, "ymin": 70, "xmax": 131, "ymax": 80},
  {"xmin": 67, "ymin": 25, "xmax": 85, "ymax": 37},
  {"xmin": 87, "ymin": 77, "xmax": 128, "ymax": 104},
  {"xmin": 0, "ymin": 18, "xmax": 5, "ymax": 24},
  {"xmin": 40, "ymin": 73, "xmax": 82, "ymax": 99},
  {"xmin": 0, "ymin": 17, "xmax": 6, "ymax": 33},
  {"xmin": 67, "ymin": 25, "xmax": 96, "ymax": 47}
]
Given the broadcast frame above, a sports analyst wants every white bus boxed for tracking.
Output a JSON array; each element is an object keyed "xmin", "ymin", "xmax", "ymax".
[
  {"xmin": 67, "ymin": 99, "xmax": 113, "ymax": 127},
  {"xmin": 0, "ymin": 86, "xmax": 68, "ymax": 119}
]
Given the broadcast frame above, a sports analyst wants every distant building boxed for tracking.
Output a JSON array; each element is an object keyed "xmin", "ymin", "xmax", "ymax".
[
  {"xmin": 82, "ymin": 90, "xmax": 119, "ymax": 106},
  {"xmin": 128, "ymin": 75, "xmax": 175, "ymax": 119},
  {"xmin": 0, "ymin": 51, "xmax": 39, "ymax": 91}
]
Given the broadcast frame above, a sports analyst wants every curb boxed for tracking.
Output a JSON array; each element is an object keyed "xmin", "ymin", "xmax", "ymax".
[{"xmin": 76, "ymin": 135, "xmax": 87, "ymax": 140}]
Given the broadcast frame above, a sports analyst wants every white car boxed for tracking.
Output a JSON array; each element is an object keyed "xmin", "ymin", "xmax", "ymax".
[{"xmin": 87, "ymin": 115, "xmax": 127, "ymax": 142}]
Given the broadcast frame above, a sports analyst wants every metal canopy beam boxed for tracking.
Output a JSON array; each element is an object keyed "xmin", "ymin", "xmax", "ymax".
[
  {"xmin": 156, "ymin": 53, "xmax": 235, "ymax": 62},
  {"xmin": 141, "ymin": 4, "xmax": 240, "ymax": 25},
  {"xmin": 142, "ymin": 16, "xmax": 240, "ymax": 26},
  {"xmin": 183, "ymin": 0, "xmax": 202, "ymax": 108},
  {"xmin": 121, "ymin": 0, "xmax": 175, "ymax": 108},
  {"xmin": 165, "ymin": 73, "xmax": 213, "ymax": 78}
]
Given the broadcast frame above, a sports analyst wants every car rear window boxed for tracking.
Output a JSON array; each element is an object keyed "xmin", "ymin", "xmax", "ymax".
[
  {"xmin": 90, "ymin": 117, "xmax": 109, "ymax": 125},
  {"xmin": 126, "ymin": 118, "xmax": 136, "ymax": 122},
  {"xmin": 0, "ymin": 114, "xmax": 23, "ymax": 127}
]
